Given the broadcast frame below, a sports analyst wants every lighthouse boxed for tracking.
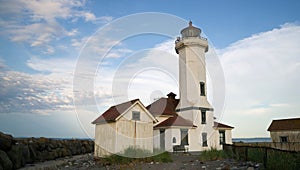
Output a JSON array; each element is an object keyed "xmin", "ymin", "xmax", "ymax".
[
  {"xmin": 92, "ymin": 21, "xmax": 234, "ymax": 156},
  {"xmin": 175, "ymin": 21, "xmax": 213, "ymax": 124}
]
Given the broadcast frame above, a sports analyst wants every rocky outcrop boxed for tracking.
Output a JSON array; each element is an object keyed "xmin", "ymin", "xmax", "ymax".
[
  {"xmin": 0, "ymin": 132, "xmax": 15, "ymax": 152},
  {"xmin": 0, "ymin": 132, "xmax": 94, "ymax": 170}
]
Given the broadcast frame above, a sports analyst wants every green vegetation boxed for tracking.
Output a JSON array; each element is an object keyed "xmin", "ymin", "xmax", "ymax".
[
  {"xmin": 102, "ymin": 147, "xmax": 172, "ymax": 165},
  {"xmin": 199, "ymin": 148, "xmax": 228, "ymax": 161},
  {"xmin": 223, "ymin": 145, "xmax": 300, "ymax": 170},
  {"xmin": 266, "ymin": 149, "xmax": 300, "ymax": 170}
]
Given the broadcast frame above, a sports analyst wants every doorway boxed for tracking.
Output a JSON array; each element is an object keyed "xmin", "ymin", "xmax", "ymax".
[{"xmin": 160, "ymin": 129, "xmax": 165, "ymax": 150}]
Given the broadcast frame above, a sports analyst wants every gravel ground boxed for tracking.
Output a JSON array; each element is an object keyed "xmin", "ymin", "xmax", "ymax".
[{"xmin": 20, "ymin": 152, "xmax": 263, "ymax": 170}]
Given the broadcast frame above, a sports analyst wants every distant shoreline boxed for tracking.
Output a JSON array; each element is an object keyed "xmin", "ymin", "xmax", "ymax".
[
  {"xmin": 233, "ymin": 137, "xmax": 271, "ymax": 143},
  {"xmin": 15, "ymin": 137, "xmax": 95, "ymax": 140}
]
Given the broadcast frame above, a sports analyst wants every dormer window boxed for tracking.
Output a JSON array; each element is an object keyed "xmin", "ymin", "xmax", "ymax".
[
  {"xmin": 200, "ymin": 82, "xmax": 205, "ymax": 96},
  {"xmin": 132, "ymin": 111, "xmax": 140, "ymax": 120}
]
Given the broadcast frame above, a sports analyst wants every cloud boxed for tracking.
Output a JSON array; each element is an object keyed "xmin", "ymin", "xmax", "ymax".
[
  {"xmin": 0, "ymin": 0, "xmax": 112, "ymax": 53},
  {"xmin": 0, "ymin": 69, "xmax": 72, "ymax": 114},
  {"xmin": 219, "ymin": 23, "xmax": 300, "ymax": 136},
  {"xmin": 79, "ymin": 11, "xmax": 113, "ymax": 23},
  {"xmin": 0, "ymin": 35, "xmax": 133, "ymax": 115},
  {"xmin": 27, "ymin": 56, "xmax": 76, "ymax": 73}
]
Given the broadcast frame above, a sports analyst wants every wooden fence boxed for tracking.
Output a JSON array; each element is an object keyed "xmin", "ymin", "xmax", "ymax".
[
  {"xmin": 233, "ymin": 142, "xmax": 300, "ymax": 152},
  {"xmin": 223, "ymin": 144, "xmax": 300, "ymax": 170}
]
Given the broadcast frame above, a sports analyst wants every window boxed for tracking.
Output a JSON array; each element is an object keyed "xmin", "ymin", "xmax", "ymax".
[
  {"xmin": 172, "ymin": 137, "xmax": 176, "ymax": 143},
  {"xmin": 132, "ymin": 111, "xmax": 140, "ymax": 120},
  {"xmin": 200, "ymin": 82, "xmax": 205, "ymax": 96},
  {"xmin": 280, "ymin": 136, "xmax": 288, "ymax": 143},
  {"xmin": 219, "ymin": 130, "xmax": 225, "ymax": 144},
  {"xmin": 201, "ymin": 110, "xmax": 206, "ymax": 124},
  {"xmin": 181, "ymin": 129, "xmax": 189, "ymax": 145},
  {"xmin": 202, "ymin": 133, "xmax": 208, "ymax": 147}
]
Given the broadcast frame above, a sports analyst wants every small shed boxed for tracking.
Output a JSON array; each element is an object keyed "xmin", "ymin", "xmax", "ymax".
[
  {"xmin": 267, "ymin": 118, "xmax": 300, "ymax": 143},
  {"xmin": 92, "ymin": 99, "xmax": 157, "ymax": 157},
  {"xmin": 213, "ymin": 122, "xmax": 234, "ymax": 149}
]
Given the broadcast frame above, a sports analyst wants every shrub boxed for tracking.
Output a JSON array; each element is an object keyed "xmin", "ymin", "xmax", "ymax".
[
  {"xmin": 102, "ymin": 147, "xmax": 172, "ymax": 165},
  {"xmin": 200, "ymin": 148, "xmax": 227, "ymax": 161}
]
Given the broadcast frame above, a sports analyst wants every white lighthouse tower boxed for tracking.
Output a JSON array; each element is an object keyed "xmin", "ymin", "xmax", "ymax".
[{"xmin": 175, "ymin": 21, "xmax": 215, "ymax": 151}]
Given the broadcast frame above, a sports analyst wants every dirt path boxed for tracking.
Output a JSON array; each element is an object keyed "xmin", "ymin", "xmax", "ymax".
[{"xmin": 20, "ymin": 152, "xmax": 261, "ymax": 170}]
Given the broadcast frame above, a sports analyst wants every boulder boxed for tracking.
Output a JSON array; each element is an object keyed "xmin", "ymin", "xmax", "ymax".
[
  {"xmin": 7, "ymin": 144, "xmax": 24, "ymax": 169},
  {"xmin": 22, "ymin": 145, "xmax": 32, "ymax": 164},
  {"xmin": 0, "ymin": 132, "xmax": 14, "ymax": 151},
  {"xmin": 0, "ymin": 150, "xmax": 13, "ymax": 170},
  {"xmin": 28, "ymin": 143, "xmax": 37, "ymax": 162}
]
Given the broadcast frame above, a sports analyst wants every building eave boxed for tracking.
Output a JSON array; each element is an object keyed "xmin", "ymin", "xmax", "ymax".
[{"xmin": 154, "ymin": 125, "xmax": 197, "ymax": 130}]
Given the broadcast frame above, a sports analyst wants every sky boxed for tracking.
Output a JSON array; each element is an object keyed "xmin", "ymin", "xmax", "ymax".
[{"xmin": 0, "ymin": 0, "xmax": 300, "ymax": 138}]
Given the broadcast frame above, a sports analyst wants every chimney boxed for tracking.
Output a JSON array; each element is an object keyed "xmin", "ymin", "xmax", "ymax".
[{"xmin": 167, "ymin": 92, "xmax": 177, "ymax": 100}]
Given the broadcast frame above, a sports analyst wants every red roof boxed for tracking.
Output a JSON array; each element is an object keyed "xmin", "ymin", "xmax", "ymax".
[
  {"xmin": 92, "ymin": 99, "xmax": 139, "ymax": 124},
  {"xmin": 146, "ymin": 97, "xmax": 179, "ymax": 116},
  {"xmin": 214, "ymin": 122, "xmax": 234, "ymax": 129},
  {"xmin": 154, "ymin": 115, "xmax": 197, "ymax": 128},
  {"xmin": 267, "ymin": 118, "xmax": 300, "ymax": 131}
]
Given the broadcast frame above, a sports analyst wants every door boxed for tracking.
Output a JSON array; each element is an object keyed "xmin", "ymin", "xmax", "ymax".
[
  {"xmin": 160, "ymin": 129, "xmax": 165, "ymax": 150},
  {"xmin": 219, "ymin": 130, "xmax": 225, "ymax": 144},
  {"xmin": 180, "ymin": 129, "xmax": 188, "ymax": 146}
]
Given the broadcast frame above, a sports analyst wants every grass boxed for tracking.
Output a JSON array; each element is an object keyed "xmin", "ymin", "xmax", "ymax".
[
  {"xmin": 266, "ymin": 149, "xmax": 300, "ymax": 170},
  {"xmin": 199, "ymin": 148, "xmax": 228, "ymax": 161},
  {"xmin": 223, "ymin": 145, "xmax": 300, "ymax": 170},
  {"xmin": 101, "ymin": 147, "xmax": 172, "ymax": 165}
]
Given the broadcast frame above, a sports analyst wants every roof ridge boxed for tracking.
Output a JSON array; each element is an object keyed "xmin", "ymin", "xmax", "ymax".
[
  {"xmin": 112, "ymin": 98, "xmax": 139, "ymax": 108},
  {"xmin": 273, "ymin": 117, "xmax": 300, "ymax": 121},
  {"xmin": 91, "ymin": 98, "xmax": 140, "ymax": 124}
]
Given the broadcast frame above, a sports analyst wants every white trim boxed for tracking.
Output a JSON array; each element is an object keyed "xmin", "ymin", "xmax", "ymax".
[
  {"xmin": 115, "ymin": 100, "xmax": 158, "ymax": 122},
  {"xmin": 154, "ymin": 126, "xmax": 196, "ymax": 129}
]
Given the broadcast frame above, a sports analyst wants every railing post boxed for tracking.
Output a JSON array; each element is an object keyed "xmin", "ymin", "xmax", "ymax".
[
  {"xmin": 245, "ymin": 147, "xmax": 248, "ymax": 161},
  {"xmin": 263, "ymin": 147, "xmax": 267, "ymax": 168}
]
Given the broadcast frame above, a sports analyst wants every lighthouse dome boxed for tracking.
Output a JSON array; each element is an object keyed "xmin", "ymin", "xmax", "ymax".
[{"xmin": 180, "ymin": 21, "xmax": 201, "ymax": 38}]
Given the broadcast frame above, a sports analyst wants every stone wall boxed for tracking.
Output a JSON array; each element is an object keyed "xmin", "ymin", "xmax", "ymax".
[{"xmin": 0, "ymin": 132, "xmax": 94, "ymax": 170}]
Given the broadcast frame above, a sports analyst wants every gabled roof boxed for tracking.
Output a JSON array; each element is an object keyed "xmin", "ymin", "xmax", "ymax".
[
  {"xmin": 92, "ymin": 99, "xmax": 139, "ymax": 124},
  {"xmin": 146, "ymin": 97, "xmax": 179, "ymax": 116},
  {"xmin": 267, "ymin": 118, "xmax": 300, "ymax": 131},
  {"xmin": 214, "ymin": 122, "xmax": 234, "ymax": 129},
  {"xmin": 154, "ymin": 115, "xmax": 197, "ymax": 129}
]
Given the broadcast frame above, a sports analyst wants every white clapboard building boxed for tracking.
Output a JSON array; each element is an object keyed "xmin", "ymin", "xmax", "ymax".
[{"xmin": 92, "ymin": 22, "xmax": 234, "ymax": 157}]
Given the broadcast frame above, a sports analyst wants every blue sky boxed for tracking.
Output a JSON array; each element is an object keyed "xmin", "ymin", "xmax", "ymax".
[{"xmin": 0, "ymin": 0, "xmax": 300, "ymax": 138}]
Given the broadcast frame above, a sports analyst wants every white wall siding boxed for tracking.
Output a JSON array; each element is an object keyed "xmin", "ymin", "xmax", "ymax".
[
  {"xmin": 153, "ymin": 130, "xmax": 160, "ymax": 149},
  {"xmin": 94, "ymin": 123, "xmax": 116, "ymax": 157},
  {"xmin": 120, "ymin": 103, "xmax": 153, "ymax": 123},
  {"xmin": 270, "ymin": 131, "xmax": 300, "ymax": 142},
  {"xmin": 225, "ymin": 129, "xmax": 233, "ymax": 144},
  {"xmin": 94, "ymin": 103, "xmax": 154, "ymax": 158},
  {"xmin": 116, "ymin": 120, "xmax": 153, "ymax": 153}
]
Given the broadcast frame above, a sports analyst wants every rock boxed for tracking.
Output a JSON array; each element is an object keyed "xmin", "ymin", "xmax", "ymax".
[
  {"xmin": 22, "ymin": 145, "xmax": 32, "ymax": 164},
  {"xmin": 7, "ymin": 144, "xmax": 24, "ymax": 169},
  {"xmin": 222, "ymin": 162, "xmax": 231, "ymax": 170},
  {"xmin": 0, "ymin": 132, "xmax": 14, "ymax": 151},
  {"xmin": 0, "ymin": 150, "xmax": 13, "ymax": 170},
  {"xmin": 254, "ymin": 163, "xmax": 261, "ymax": 168},
  {"xmin": 38, "ymin": 137, "xmax": 49, "ymax": 143},
  {"xmin": 247, "ymin": 167, "xmax": 254, "ymax": 170},
  {"xmin": 28, "ymin": 144, "xmax": 37, "ymax": 162}
]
